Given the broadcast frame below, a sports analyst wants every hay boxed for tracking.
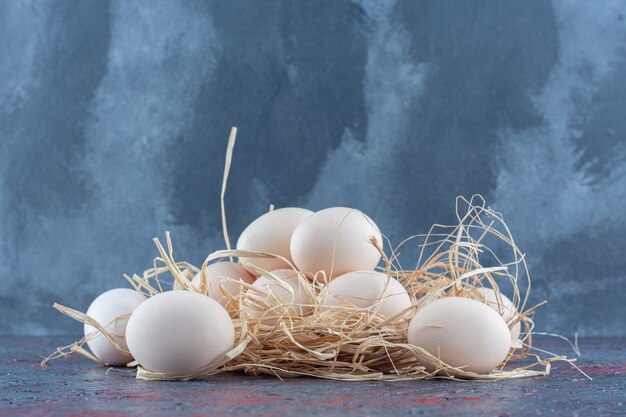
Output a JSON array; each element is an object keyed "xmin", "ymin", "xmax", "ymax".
[
  {"xmin": 40, "ymin": 304, "xmax": 132, "ymax": 368},
  {"xmin": 42, "ymin": 127, "xmax": 580, "ymax": 382}
]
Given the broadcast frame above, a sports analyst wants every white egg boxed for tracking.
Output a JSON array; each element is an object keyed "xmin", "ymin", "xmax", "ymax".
[
  {"xmin": 320, "ymin": 271, "xmax": 411, "ymax": 320},
  {"xmin": 190, "ymin": 262, "xmax": 256, "ymax": 305},
  {"xmin": 290, "ymin": 207, "xmax": 383, "ymax": 279},
  {"xmin": 83, "ymin": 288, "xmax": 144, "ymax": 366},
  {"xmin": 243, "ymin": 269, "xmax": 314, "ymax": 320},
  {"xmin": 475, "ymin": 288, "xmax": 522, "ymax": 343},
  {"xmin": 126, "ymin": 291, "xmax": 235, "ymax": 373},
  {"xmin": 407, "ymin": 297, "xmax": 511, "ymax": 374},
  {"xmin": 237, "ymin": 207, "xmax": 313, "ymax": 275}
]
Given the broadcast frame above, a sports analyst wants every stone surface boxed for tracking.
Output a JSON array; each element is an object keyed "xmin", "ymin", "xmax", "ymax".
[
  {"xmin": 1, "ymin": 336, "xmax": 624, "ymax": 416},
  {"xmin": 1, "ymin": 1, "xmax": 626, "ymax": 337}
]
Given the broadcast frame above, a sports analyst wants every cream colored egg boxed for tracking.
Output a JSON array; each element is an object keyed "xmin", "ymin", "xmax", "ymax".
[
  {"xmin": 475, "ymin": 288, "xmax": 522, "ymax": 344},
  {"xmin": 320, "ymin": 271, "xmax": 411, "ymax": 319},
  {"xmin": 237, "ymin": 207, "xmax": 313, "ymax": 276},
  {"xmin": 126, "ymin": 291, "xmax": 234, "ymax": 373},
  {"xmin": 243, "ymin": 269, "xmax": 314, "ymax": 320},
  {"xmin": 190, "ymin": 262, "xmax": 256, "ymax": 305},
  {"xmin": 83, "ymin": 288, "xmax": 144, "ymax": 366},
  {"xmin": 290, "ymin": 207, "xmax": 383, "ymax": 279},
  {"xmin": 407, "ymin": 297, "xmax": 511, "ymax": 374}
]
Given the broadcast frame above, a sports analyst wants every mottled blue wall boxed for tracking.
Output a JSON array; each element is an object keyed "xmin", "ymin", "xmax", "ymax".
[{"xmin": 1, "ymin": 0, "xmax": 625, "ymax": 336}]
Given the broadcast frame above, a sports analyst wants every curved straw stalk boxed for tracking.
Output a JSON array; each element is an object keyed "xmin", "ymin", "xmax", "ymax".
[{"xmin": 40, "ymin": 304, "xmax": 135, "ymax": 368}]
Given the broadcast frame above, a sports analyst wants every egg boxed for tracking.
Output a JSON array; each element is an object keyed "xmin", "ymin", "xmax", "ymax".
[
  {"xmin": 190, "ymin": 262, "xmax": 256, "ymax": 305},
  {"xmin": 126, "ymin": 291, "xmax": 235, "ymax": 373},
  {"xmin": 290, "ymin": 207, "xmax": 383, "ymax": 279},
  {"xmin": 243, "ymin": 269, "xmax": 314, "ymax": 320},
  {"xmin": 475, "ymin": 287, "xmax": 522, "ymax": 343},
  {"xmin": 407, "ymin": 297, "xmax": 511, "ymax": 374},
  {"xmin": 320, "ymin": 271, "xmax": 411, "ymax": 319},
  {"xmin": 83, "ymin": 288, "xmax": 144, "ymax": 366},
  {"xmin": 237, "ymin": 207, "xmax": 313, "ymax": 275}
]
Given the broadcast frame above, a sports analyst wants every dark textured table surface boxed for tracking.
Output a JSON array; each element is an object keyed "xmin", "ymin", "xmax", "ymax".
[{"xmin": 1, "ymin": 337, "xmax": 624, "ymax": 416}]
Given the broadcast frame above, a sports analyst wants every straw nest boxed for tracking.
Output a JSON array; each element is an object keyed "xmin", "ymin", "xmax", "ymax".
[{"xmin": 42, "ymin": 128, "xmax": 581, "ymax": 382}]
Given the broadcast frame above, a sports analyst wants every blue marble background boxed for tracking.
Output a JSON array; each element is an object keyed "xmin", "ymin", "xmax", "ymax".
[{"xmin": 1, "ymin": 0, "xmax": 625, "ymax": 336}]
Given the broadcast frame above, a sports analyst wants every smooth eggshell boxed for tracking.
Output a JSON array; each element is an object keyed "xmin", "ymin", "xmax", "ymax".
[
  {"xmin": 290, "ymin": 207, "xmax": 382, "ymax": 279},
  {"xmin": 126, "ymin": 291, "xmax": 234, "ymax": 373},
  {"xmin": 475, "ymin": 288, "xmax": 522, "ymax": 343},
  {"xmin": 407, "ymin": 297, "xmax": 511, "ymax": 374},
  {"xmin": 237, "ymin": 207, "xmax": 313, "ymax": 276},
  {"xmin": 243, "ymin": 269, "xmax": 314, "ymax": 320},
  {"xmin": 84, "ymin": 288, "xmax": 144, "ymax": 366},
  {"xmin": 191, "ymin": 262, "xmax": 256, "ymax": 305},
  {"xmin": 320, "ymin": 271, "xmax": 411, "ymax": 319}
]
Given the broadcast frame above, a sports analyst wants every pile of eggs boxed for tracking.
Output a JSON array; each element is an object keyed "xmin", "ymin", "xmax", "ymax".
[{"xmin": 85, "ymin": 207, "xmax": 522, "ymax": 375}]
